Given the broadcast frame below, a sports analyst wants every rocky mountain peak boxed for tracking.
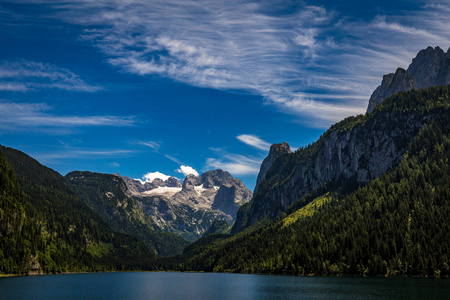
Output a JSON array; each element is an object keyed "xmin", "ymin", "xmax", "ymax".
[
  {"xmin": 200, "ymin": 169, "xmax": 234, "ymax": 187},
  {"xmin": 166, "ymin": 177, "xmax": 182, "ymax": 187},
  {"xmin": 270, "ymin": 141, "xmax": 291, "ymax": 155},
  {"xmin": 152, "ymin": 178, "xmax": 165, "ymax": 187},
  {"xmin": 407, "ymin": 46, "xmax": 447, "ymax": 89},
  {"xmin": 181, "ymin": 174, "xmax": 198, "ymax": 192},
  {"xmin": 122, "ymin": 169, "xmax": 252, "ymax": 241},
  {"xmin": 367, "ymin": 46, "xmax": 450, "ymax": 113},
  {"xmin": 254, "ymin": 142, "xmax": 292, "ymax": 193}
]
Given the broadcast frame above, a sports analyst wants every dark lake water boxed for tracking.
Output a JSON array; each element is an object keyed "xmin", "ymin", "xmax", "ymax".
[{"xmin": 1, "ymin": 272, "xmax": 449, "ymax": 299}]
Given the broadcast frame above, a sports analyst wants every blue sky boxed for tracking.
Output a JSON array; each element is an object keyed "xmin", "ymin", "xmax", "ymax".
[{"xmin": 1, "ymin": 0, "xmax": 449, "ymax": 190}]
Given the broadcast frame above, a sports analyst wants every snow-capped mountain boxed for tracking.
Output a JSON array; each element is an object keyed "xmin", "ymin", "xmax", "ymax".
[{"xmin": 121, "ymin": 169, "xmax": 252, "ymax": 241}]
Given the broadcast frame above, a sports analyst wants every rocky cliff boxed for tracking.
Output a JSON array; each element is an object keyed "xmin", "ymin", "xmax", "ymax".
[
  {"xmin": 254, "ymin": 142, "xmax": 291, "ymax": 193},
  {"xmin": 234, "ymin": 84, "xmax": 450, "ymax": 232},
  {"xmin": 367, "ymin": 46, "xmax": 450, "ymax": 112},
  {"xmin": 123, "ymin": 169, "xmax": 252, "ymax": 241}
]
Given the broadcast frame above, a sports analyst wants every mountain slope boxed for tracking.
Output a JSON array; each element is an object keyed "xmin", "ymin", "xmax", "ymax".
[
  {"xmin": 0, "ymin": 146, "xmax": 155, "ymax": 274},
  {"xmin": 202, "ymin": 220, "xmax": 230, "ymax": 237},
  {"xmin": 367, "ymin": 46, "xmax": 450, "ymax": 112},
  {"xmin": 234, "ymin": 85, "xmax": 450, "ymax": 233},
  {"xmin": 66, "ymin": 171, "xmax": 189, "ymax": 256},
  {"xmin": 176, "ymin": 85, "xmax": 450, "ymax": 277},
  {"xmin": 0, "ymin": 151, "xmax": 29, "ymax": 274}
]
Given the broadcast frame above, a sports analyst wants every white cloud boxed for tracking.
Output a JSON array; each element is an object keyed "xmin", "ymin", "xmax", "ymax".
[
  {"xmin": 34, "ymin": 147, "xmax": 136, "ymax": 164},
  {"xmin": 141, "ymin": 171, "xmax": 171, "ymax": 183},
  {"xmin": 205, "ymin": 148, "xmax": 262, "ymax": 176},
  {"xmin": 0, "ymin": 60, "xmax": 101, "ymax": 92},
  {"xmin": 0, "ymin": 101, "xmax": 135, "ymax": 133},
  {"xmin": 237, "ymin": 134, "xmax": 271, "ymax": 151},
  {"xmin": 372, "ymin": 16, "xmax": 442, "ymax": 40},
  {"xmin": 164, "ymin": 154, "xmax": 183, "ymax": 165},
  {"xmin": 12, "ymin": 1, "xmax": 450, "ymax": 127},
  {"xmin": 176, "ymin": 165, "xmax": 199, "ymax": 177},
  {"xmin": 0, "ymin": 82, "xmax": 28, "ymax": 92},
  {"xmin": 134, "ymin": 141, "xmax": 160, "ymax": 150},
  {"xmin": 206, "ymin": 157, "xmax": 260, "ymax": 176}
]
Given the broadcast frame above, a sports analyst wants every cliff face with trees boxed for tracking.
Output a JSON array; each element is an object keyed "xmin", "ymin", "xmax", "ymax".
[
  {"xmin": 234, "ymin": 85, "xmax": 448, "ymax": 233},
  {"xmin": 367, "ymin": 46, "xmax": 450, "ymax": 112},
  {"xmin": 175, "ymin": 85, "xmax": 450, "ymax": 277},
  {"xmin": 233, "ymin": 47, "xmax": 450, "ymax": 233},
  {"xmin": 2, "ymin": 47, "xmax": 450, "ymax": 278}
]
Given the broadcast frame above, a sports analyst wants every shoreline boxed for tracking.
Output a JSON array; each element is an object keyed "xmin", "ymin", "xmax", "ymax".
[{"xmin": 1, "ymin": 270, "xmax": 448, "ymax": 279}]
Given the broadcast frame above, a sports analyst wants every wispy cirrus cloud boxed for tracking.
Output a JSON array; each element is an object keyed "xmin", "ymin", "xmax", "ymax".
[
  {"xmin": 34, "ymin": 147, "xmax": 136, "ymax": 164},
  {"xmin": 10, "ymin": 0, "xmax": 450, "ymax": 127},
  {"xmin": 108, "ymin": 162, "xmax": 120, "ymax": 168},
  {"xmin": 237, "ymin": 134, "xmax": 271, "ymax": 151},
  {"xmin": 164, "ymin": 154, "xmax": 183, "ymax": 165},
  {"xmin": 133, "ymin": 140, "xmax": 161, "ymax": 151},
  {"xmin": 206, "ymin": 148, "xmax": 262, "ymax": 176},
  {"xmin": 0, "ymin": 101, "xmax": 135, "ymax": 133},
  {"xmin": 0, "ymin": 60, "xmax": 101, "ymax": 92}
]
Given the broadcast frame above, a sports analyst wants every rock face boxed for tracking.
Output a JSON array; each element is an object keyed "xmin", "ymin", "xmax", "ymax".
[
  {"xmin": 367, "ymin": 46, "xmax": 450, "ymax": 112},
  {"xmin": 234, "ymin": 47, "xmax": 450, "ymax": 233},
  {"xmin": 234, "ymin": 103, "xmax": 445, "ymax": 233},
  {"xmin": 122, "ymin": 169, "xmax": 252, "ymax": 241},
  {"xmin": 254, "ymin": 142, "xmax": 292, "ymax": 193}
]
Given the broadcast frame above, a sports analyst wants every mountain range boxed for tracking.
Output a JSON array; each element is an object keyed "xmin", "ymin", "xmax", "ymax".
[
  {"xmin": 119, "ymin": 170, "xmax": 251, "ymax": 241},
  {"xmin": 174, "ymin": 46, "xmax": 450, "ymax": 277},
  {"xmin": 178, "ymin": 84, "xmax": 450, "ymax": 277},
  {"xmin": 1, "ymin": 46, "xmax": 449, "ymax": 277}
]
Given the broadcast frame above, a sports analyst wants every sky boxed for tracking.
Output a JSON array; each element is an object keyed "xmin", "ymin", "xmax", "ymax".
[{"xmin": 1, "ymin": 0, "xmax": 449, "ymax": 190}]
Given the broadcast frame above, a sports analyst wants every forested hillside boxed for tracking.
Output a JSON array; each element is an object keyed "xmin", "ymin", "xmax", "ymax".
[
  {"xmin": 2, "ymin": 85, "xmax": 449, "ymax": 277},
  {"xmin": 0, "ymin": 146, "xmax": 155, "ymax": 275},
  {"xmin": 235, "ymin": 85, "xmax": 450, "ymax": 232},
  {"xmin": 66, "ymin": 171, "xmax": 189, "ymax": 256},
  {"xmin": 173, "ymin": 85, "xmax": 450, "ymax": 277}
]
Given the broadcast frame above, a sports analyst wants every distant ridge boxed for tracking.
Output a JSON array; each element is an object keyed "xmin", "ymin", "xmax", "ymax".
[{"xmin": 121, "ymin": 169, "xmax": 252, "ymax": 241}]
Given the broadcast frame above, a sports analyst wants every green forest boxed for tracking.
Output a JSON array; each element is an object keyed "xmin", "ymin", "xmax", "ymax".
[
  {"xmin": 169, "ymin": 86, "xmax": 450, "ymax": 277},
  {"xmin": 1, "ymin": 85, "xmax": 450, "ymax": 277},
  {"xmin": 66, "ymin": 171, "xmax": 188, "ymax": 256},
  {"xmin": 175, "ymin": 120, "xmax": 450, "ymax": 277},
  {"xmin": 0, "ymin": 146, "xmax": 156, "ymax": 275}
]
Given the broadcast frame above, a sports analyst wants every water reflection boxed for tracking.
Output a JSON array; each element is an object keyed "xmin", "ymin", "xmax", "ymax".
[{"xmin": 0, "ymin": 272, "xmax": 449, "ymax": 300}]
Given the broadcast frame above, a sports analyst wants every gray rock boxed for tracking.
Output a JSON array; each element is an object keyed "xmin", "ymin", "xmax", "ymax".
[
  {"xmin": 236, "ymin": 108, "xmax": 441, "ymax": 232},
  {"xmin": 122, "ymin": 169, "xmax": 252, "ymax": 241},
  {"xmin": 367, "ymin": 68, "xmax": 415, "ymax": 113},
  {"xmin": 212, "ymin": 184, "xmax": 238, "ymax": 216},
  {"xmin": 367, "ymin": 46, "xmax": 450, "ymax": 113},
  {"xmin": 152, "ymin": 178, "xmax": 165, "ymax": 187},
  {"xmin": 254, "ymin": 142, "xmax": 291, "ymax": 193},
  {"xmin": 166, "ymin": 177, "xmax": 182, "ymax": 187},
  {"xmin": 181, "ymin": 174, "xmax": 198, "ymax": 192}
]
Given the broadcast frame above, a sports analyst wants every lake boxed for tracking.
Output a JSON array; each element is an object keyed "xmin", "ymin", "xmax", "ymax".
[{"xmin": 0, "ymin": 272, "xmax": 449, "ymax": 299}]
